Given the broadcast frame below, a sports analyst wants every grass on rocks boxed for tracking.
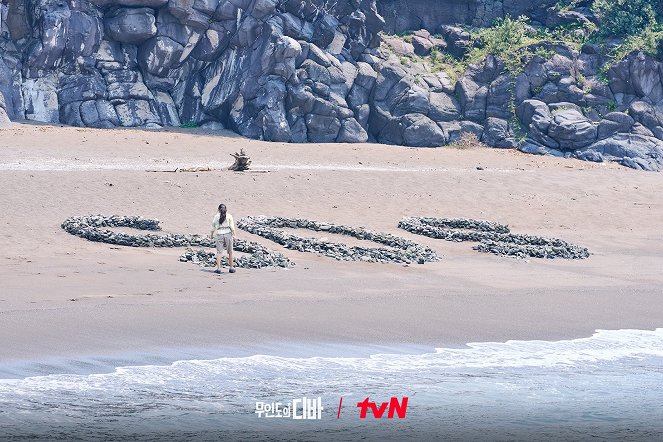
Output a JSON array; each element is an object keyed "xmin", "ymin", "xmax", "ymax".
[{"xmin": 381, "ymin": 0, "xmax": 663, "ymax": 85}]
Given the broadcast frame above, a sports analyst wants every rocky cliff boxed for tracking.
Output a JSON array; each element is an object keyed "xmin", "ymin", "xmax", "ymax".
[
  {"xmin": 0, "ymin": 0, "xmax": 662, "ymax": 171},
  {"xmin": 0, "ymin": 0, "xmax": 384, "ymax": 142}
]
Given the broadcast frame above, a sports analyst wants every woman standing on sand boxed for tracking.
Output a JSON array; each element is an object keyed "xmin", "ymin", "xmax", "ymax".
[{"xmin": 209, "ymin": 203, "xmax": 237, "ymax": 274}]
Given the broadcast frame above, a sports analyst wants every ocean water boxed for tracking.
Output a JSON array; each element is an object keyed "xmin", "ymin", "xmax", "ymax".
[{"xmin": 1, "ymin": 329, "xmax": 662, "ymax": 441}]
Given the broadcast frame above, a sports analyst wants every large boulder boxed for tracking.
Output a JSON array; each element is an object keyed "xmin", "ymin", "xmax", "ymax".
[
  {"xmin": 104, "ymin": 8, "xmax": 158, "ymax": 45},
  {"xmin": 80, "ymin": 99, "xmax": 121, "ymax": 128},
  {"xmin": 547, "ymin": 108, "xmax": 597, "ymax": 150},
  {"xmin": 138, "ymin": 36, "xmax": 184, "ymax": 77},
  {"xmin": 305, "ymin": 114, "xmax": 341, "ymax": 143},
  {"xmin": 629, "ymin": 52, "xmax": 663, "ymax": 104},
  {"xmin": 0, "ymin": 94, "xmax": 11, "ymax": 126},
  {"xmin": 546, "ymin": 7, "xmax": 596, "ymax": 28},
  {"xmin": 337, "ymin": 118, "xmax": 369, "ymax": 143},
  {"xmin": 580, "ymin": 134, "xmax": 663, "ymax": 171},
  {"xmin": 483, "ymin": 117, "xmax": 517, "ymax": 149},
  {"xmin": 428, "ymin": 92, "xmax": 460, "ymax": 122},
  {"xmin": 597, "ymin": 112, "xmax": 635, "ymax": 140},
  {"xmin": 629, "ymin": 100, "xmax": 663, "ymax": 131},
  {"xmin": 64, "ymin": 12, "xmax": 103, "ymax": 61},
  {"xmin": 455, "ymin": 56, "xmax": 504, "ymax": 122},
  {"xmin": 409, "ymin": 29, "xmax": 446, "ymax": 56},
  {"xmin": 516, "ymin": 99, "xmax": 550, "ymax": 127},
  {"xmin": 439, "ymin": 25, "xmax": 471, "ymax": 58},
  {"xmin": 455, "ymin": 76, "xmax": 488, "ymax": 122},
  {"xmin": 401, "ymin": 113, "xmax": 446, "ymax": 147}
]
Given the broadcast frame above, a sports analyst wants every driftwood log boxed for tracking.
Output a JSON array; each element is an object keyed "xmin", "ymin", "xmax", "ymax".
[{"xmin": 228, "ymin": 149, "xmax": 251, "ymax": 171}]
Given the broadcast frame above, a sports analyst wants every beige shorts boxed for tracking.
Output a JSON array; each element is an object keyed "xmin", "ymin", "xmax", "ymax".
[{"xmin": 216, "ymin": 233, "xmax": 233, "ymax": 253}]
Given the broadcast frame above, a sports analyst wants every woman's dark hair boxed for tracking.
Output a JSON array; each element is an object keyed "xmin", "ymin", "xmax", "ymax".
[{"xmin": 218, "ymin": 204, "xmax": 227, "ymax": 225}]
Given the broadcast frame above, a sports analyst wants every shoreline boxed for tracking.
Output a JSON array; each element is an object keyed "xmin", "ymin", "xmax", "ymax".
[
  {"xmin": 2, "ymin": 282, "xmax": 661, "ymax": 374},
  {"xmin": 2, "ymin": 326, "xmax": 661, "ymax": 380}
]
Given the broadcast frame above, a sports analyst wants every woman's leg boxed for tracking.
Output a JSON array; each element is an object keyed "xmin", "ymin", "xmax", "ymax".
[
  {"xmin": 215, "ymin": 238, "xmax": 222, "ymax": 271},
  {"xmin": 227, "ymin": 234, "xmax": 235, "ymax": 272}
]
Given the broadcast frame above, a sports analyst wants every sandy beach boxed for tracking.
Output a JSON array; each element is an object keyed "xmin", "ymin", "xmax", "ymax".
[{"xmin": 1, "ymin": 122, "xmax": 662, "ymax": 368}]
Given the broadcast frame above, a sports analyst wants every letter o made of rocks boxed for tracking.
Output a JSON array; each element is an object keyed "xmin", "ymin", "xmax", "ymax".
[{"xmin": 236, "ymin": 215, "xmax": 439, "ymax": 264}]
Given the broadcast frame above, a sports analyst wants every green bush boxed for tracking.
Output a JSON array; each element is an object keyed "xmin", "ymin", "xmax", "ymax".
[
  {"xmin": 469, "ymin": 16, "xmax": 530, "ymax": 62},
  {"xmin": 592, "ymin": 0, "xmax": 657, "ymax": 37},
  {"xmin": 609, "ymin": 24, "xmax": 663, "ymax": 60},
  {"xmin": 466, "ymin": 15, "xmax": 543, "ymax": 72}
]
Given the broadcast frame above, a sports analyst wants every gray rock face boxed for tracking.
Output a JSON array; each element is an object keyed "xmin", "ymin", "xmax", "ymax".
[
  {"xmin": 597, "ymin": 112, "xmax": 635, "ymax": 140},
  {"xmin": 483, "ymin": 117, "xmax": 517, "ymax": 149},
  {"xmin": 367, "ymin": 62, "xmax": 464, "ymax": 147},
  {"xmin": 439, "ymin": 25, "xmax": 472, "ymax": 58},
  {"xmin": 547, "ymin": 108, "xmax": 597, "ymax": 150},
  {"xmin": 91, "ymin": 0, "xmax": 168, "ymax": 7},
  {"xmin": 510, "ymin": 47, "xmax": 663, "ymax": 169},
  {"xmin": 105, "ymin": 8, "xmax": 158, "ymax": 44},
  {"xmin": 1, "ymin": 0, "xmax": 383, "ymax": 141},
  {"xmin": 0, "ymin": 0, "xmax": 663, "ymax": 171},
  {"xmin": 0, "ymin": 93, "xmax": 11, "ymax": 126},
  {"xmin": 455, "ymin": 55, "xmax": 506, "ymax": 122},
  {"xmin": 580, "ymin": 134, "xmax": 663, "ymax": 171}
]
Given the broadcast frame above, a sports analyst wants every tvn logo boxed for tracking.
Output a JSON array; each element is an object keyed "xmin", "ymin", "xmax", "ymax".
[
  {"xmin": 335, "ymin": 396, "xmax": 409, "ymax": 419},
  {"xmin": 356, "ymin": 397, "xmax": 408, "ymax": 419}
]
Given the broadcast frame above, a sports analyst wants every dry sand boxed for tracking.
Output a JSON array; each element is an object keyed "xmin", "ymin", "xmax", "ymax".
[{"xmin": 1, "ymin": 122, "xmax": 662, "ymax": 368}]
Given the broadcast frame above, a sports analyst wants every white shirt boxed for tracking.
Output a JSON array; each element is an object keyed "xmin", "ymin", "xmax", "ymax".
[{"xmin": 210, "ymin": 213, "xmax": 236, "ymax": 236}]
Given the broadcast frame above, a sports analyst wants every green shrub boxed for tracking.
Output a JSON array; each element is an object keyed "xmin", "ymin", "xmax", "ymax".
[
  {"xmin": 592, "ymin": 0, "xmax": 657, "ymax": 37},
  {"xmin": 609, "ymin": 24, "xmax": 663, "ymax": 61},
  {"xmin": 180, "ymin": 121, "xmax": 199, "ymax": 128},
  {"xmin": 468, "ymin": 16, "xmax": 529, "ymax": 64},
  {"xmin": 427, "ymin": 48, "xmax": 464, "ymax": 80}
]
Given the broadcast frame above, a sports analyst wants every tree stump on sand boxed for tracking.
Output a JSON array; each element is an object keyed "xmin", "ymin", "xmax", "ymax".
[{"xmin": 228, "ymin": 149, "xmax": 251, "ymax": 171}]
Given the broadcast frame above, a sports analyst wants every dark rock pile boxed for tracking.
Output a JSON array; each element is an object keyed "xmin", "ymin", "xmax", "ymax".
[
  {"xmin": 398, "ymin": 216, "xmax": 590, "ymax": 259},
  {"xmin": 179, "ymin": 245, "xmax": 292, "ymax": 269},
  {"xmin": 61, "ymin": 215, "xmax": 292, "ymax": 268},
  {"xmin": 237, "ymin": 215, "xmax": 439, "ymax": 264}
]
